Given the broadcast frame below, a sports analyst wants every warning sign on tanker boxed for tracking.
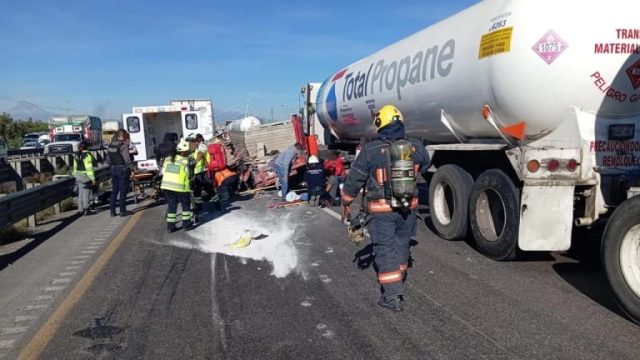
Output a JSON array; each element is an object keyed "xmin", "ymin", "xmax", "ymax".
[{"xmin": 478, "ymin": 27, "xmax": 513, "ymax": 59}]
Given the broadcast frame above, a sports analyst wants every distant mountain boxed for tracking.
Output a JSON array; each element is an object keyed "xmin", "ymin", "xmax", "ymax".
[
  {"xmin": 3, "ymin": 101, "xmax": 55, "ymax": 121},
  {"xmin": 214, "ymin": 109, "xmax": 245, "ymax": 125}
]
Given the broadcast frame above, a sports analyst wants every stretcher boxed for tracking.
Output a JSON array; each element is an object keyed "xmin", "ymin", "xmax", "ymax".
[{"xmin": 130, "ymin": 170, "xmax": 160, "ymax": 203}]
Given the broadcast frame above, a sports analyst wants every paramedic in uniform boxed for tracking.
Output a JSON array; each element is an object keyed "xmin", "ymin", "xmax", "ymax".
[
  {"xmin": 341, "ymin": 105, "xmax": 430, "ymax": 312},
  {"xmin": 73, "ymin": 141, "xmax": 96, "ymax": 216},
  {"xmin": 187, "ymin": 133, "xmax": 219, "ymax": 213},
  {"xmin": 161, "ymin": 140, "xmax": 193, "ymax": 233}
]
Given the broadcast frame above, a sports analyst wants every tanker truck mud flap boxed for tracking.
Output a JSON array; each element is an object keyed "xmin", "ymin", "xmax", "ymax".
[
  {"xmin": 602, "ymin": 196, "xmax": 640, "ymax": 325},
  {"xmin": 518, "ymin": 185, "xmax": 573, "ymax": 251}
]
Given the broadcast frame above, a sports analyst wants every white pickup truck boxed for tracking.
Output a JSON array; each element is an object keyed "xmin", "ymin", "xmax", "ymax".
[{"xmin": 44, "ymin": 133, "xmax": 84, "ymax": 155}]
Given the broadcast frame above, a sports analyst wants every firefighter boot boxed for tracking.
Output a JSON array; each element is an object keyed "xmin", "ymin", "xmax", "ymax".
[
  {"xmin": 167, "ymin": 223, "xmax": 177, "ymax": 234},
  {"xmin": 183, "ymin": 220, "xmax": 195, "ymax": 231},
  {"xmin": 378, "ymin": 296, "xmax": 403, "ymax": 312}
]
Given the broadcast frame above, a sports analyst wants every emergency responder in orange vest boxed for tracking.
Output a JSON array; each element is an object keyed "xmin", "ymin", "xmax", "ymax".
[
  {"xmin": 214, "ymin": 167, "xmax": 239, "ymax": 205},
  {"xmin": 341, "ymin": 105, "xmax": 430, "ymax": 312}
]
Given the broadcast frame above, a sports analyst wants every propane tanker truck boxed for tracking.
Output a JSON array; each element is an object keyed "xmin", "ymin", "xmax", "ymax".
[{"xmin": 314, "ymin": 0, "xmax": 640, "ymax": 323}]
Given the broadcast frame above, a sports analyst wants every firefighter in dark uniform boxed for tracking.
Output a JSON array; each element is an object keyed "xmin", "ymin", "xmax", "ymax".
[{"xmin": 341, "ymin": 105, "xmax": 430, "ymax": 312}]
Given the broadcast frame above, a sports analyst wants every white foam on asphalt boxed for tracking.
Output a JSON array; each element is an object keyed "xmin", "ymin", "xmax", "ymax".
[
  {"xmin": 168, "ymin": 211, "xmax": 301, "ymax": 279},
  {"xmin": 0, "ymin": 340, "xmax": 15, "ymax": 349}
]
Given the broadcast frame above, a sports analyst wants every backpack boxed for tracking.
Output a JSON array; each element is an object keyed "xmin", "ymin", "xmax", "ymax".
[{"xmin": 207, "ymin": 143, "xmax": 227, "ymax": 172}]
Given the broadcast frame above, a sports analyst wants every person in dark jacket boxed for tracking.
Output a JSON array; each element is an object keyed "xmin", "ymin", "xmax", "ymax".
[
  {"xmin": 107, "ymin": 129, "xmax": 133, "ymax": 217},
  {"xmin": 341, "ymin": 105, "xmax": 430, "ymax": 312}
]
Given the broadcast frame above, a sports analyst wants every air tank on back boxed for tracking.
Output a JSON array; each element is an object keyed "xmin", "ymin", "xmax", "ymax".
[{"xmin": 316, "ymin": 0, "xmax": 640, "ymax": 143}]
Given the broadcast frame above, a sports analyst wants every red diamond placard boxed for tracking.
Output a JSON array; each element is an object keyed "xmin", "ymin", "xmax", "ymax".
[
  {"xmin": 626, "ymin": 59, "xmax": 640, "ymax": 90},
  {"xmin": 532, "ymin": 30, "xmax": 569, "ymax": 65}
]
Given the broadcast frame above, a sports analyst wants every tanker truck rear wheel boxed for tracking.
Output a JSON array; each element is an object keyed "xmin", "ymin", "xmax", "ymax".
[
  {"xmin": 602, "ymin": 197, "xmax": 640, "ymax": 324},
  {"xmin": 429, "ymin": 165, "xmax": 473, "ymax": 240},
  {"xmin": 469, "ymin": 169, "xmax": 519, "ymax": 261}
]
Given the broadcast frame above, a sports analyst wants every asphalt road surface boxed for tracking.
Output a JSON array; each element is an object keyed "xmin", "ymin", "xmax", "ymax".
[{"xmin": 2, "ymin": 192, "xmax": 639, "ymax": 359}]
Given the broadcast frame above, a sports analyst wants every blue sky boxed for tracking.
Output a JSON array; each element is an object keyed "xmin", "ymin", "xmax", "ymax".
[{"xmin": 0, "ymin": 0, "xmax": 478, "ymax": 122}]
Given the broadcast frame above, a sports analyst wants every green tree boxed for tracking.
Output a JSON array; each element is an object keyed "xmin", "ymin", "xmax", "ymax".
[{"xmin": 0, "ymin": 112, "xmax": 49, "ymax": 148}]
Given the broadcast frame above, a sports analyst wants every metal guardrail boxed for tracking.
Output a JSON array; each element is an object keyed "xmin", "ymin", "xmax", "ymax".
[
  {"xmin": 7, "ymin": 148, "xmax": 45, "ymax": 159},
  {"xmin": 0, "ymin": 166, "xmax": 110, "ymax": 229}
]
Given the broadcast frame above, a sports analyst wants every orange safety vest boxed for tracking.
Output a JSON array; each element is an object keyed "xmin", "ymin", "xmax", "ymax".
[{"xmin": 214, "ymin": 168, "xmax": 236, "ymax": 187}]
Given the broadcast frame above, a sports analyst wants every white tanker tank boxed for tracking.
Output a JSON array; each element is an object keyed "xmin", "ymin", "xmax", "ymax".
[
  {"xmin": 315, "ymin": 0, "xmax": 640, "ymax": 324},
  {"xmin": 316, "ymin": 0, "xmax": 640, "ymax": 143}
]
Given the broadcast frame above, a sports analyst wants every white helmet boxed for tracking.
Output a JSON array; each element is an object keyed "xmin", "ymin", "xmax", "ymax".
[
  {"xmin": 176, "ymin": 141, "xmax": 190, "ymax": 152},
  {"xmin": 308, "ymin": 155, "xmax": 319, "ymax": 164}
]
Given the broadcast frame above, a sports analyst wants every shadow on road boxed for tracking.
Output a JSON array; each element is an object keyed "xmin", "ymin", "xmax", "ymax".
[
  {"xmin": 0, "ymin": 194, "xmax": 161, "ymax": 272},
  {"xmin": 551, "ymin": 228, "xmax": 632, "ymax": 321},
  {"xmin": 0, "ymin": 211, "xmax": 81, "ymax": 271}
]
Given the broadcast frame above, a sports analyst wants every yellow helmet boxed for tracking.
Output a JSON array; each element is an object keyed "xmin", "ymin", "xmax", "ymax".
[
  {"xmin": 176, "ymin": 140, "xmax": 190, "ymax": 152},
  {"xmin": 374, "ymin": 105, "xmax": 403, "ymax": 131}
]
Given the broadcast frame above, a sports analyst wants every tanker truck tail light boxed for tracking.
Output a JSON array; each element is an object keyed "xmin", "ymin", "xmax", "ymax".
[
  {"xmin": 566, "ymin": 159, "xmax": 578, "ymax": 172},
  {"xmin": 547, "ymin": 159, "xmax": 560, "ymax": 172},
  {"xmin": 527, "ymin": 160, "xmax": 541, "ymax": 173}
]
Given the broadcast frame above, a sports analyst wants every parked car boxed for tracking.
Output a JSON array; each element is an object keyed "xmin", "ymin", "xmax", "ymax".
[
  {"xmin": 20, "ymin": 139, "xmax": 48, "ymax": 150},
  {"xmin": 0, "ymin": 138, "xmax": 7, "ymax": 165},
  {"xmin": 23, "ymin": 133, "xmax": 42, "ymax": 142}
]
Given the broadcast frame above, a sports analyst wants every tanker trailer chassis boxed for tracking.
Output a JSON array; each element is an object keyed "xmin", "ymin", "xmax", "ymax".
[{"xmin": 426, "ymin": 106, "xmax": 640, "ymax": 323}]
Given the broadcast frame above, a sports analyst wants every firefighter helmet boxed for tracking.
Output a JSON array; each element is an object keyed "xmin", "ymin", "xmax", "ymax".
[{"xmin": 373, "ymin": 105, "xmax": 404, "ymax": 132}]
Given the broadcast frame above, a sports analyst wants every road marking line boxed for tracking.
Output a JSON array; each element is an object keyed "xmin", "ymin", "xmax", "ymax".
[
  {"xmin": 64, "ymin": 266, "xmax": 81, "ymax": 271},
  {"xmin": 33, "ymin": 295, "xmax": 55, "ymax": 301},
  {"xmin": 0, "ymin": 327, "xmax": 27, "ymax": 335},
  {"xmin": 43, "ymin": 286, "xmax": 66, "ymax": 292},
  {"xmin": 59, "ymin": 272, "xmax": 76, "ymax": 277},
  {"xmin": 51, "ymin": 279, "xmax": 71, "ymax": 285},
  {"xmin": 84, "ymin": 245, "xmax": 100, "ymax": 249},
  {"xmin": 18, "ymin": 210, "xmax": 142, "ymax": 360},
  {"xmin": 74, "ymin": 255, "xmax": 91, "ymax": 260},
  {"xmin": 321, "ymin": 207, "xmax": 346, "ymax": 223},
  {"xmin": 80, "ymin": 250, "xmax": 96, "ymax": 254},
  {"xmin": 69, "ymin": 261, "xmax": 85, "ymax": 265},
  {"xmin": 210, "ymin": 254, "xmax": 229, "ymax": 356},
  {"xmin": 14, "ymin": 315, "xmax": 37, "ymax": 323},
  {"xmin": 25, "ymin": 304, "xmax": 48, "ymax": 311},
  {"xmin": 0, "ymin": 340, "xmax": 15, "ymax": 349}
]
